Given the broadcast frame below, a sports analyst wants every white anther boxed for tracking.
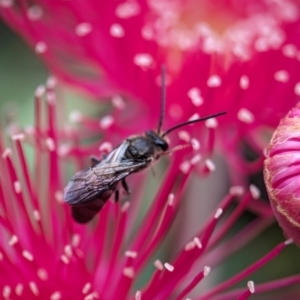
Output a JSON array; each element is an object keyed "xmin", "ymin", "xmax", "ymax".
[
  {"xmin": 2, "ymin": 148, "xmax": 12, "ymax": 159},
  {"xmin": 50, "ymin": 291, "xmax": 62, "ymax": 300},
  {"xmin": 168, "ymin": 193, "xmax": 174, "ymax": 206},
  {"xmin": 282, "ymin": 44, "xmax": 297, "ymax": 58},
  {"xmin": 58, "ymin": 144, "xmax": 71, "ymax": 157},
  {"xmin": 27, "ymin": 5, "xmax": 43, "ymax": 21},
  {"xmin": 37, "ymin": 268, "xmax": 48, "ymax": 281},
  {"xmin": 22, "ymin": 250, "xmax": 34, "ymax": 261},
  {"xmin": 72, "ymin": 234, "xmax": 81, "ymax": 247},
  {"xmin": 135, "ymin": 290, "xmax": 142, "ymax": 300},
  {"xmin": 60, "ymin": 255, "xmax": 69, "ymax": 264},
  {"xmin": 115, "ymin": 1, "xmax": 140, "ymax": 18},
  {"xmin": 29, "ymin": 281, "xmax": 39, "ymax": 296},
  {"xmin": 35, "ymin": 85, "xmax": 45, "ymax": 98},
  {"xmin": 64, "ymin": 245, "xmax": 73, "ymax": 258},
  {"xmin": 240, "ymin": 75, "xmax": 249, "ymax": 89},
  {"xmin": 188, "ymin": 113, "xmax": 200, "ymax": 121},
  {"xmin": 185, "ymin": 241, "xmax": 195, "ymax": 251},
  {"xmin": 123, "ymin": 267, "xmax": 135, "ymax": 278},
  {"xmin": 82, "ymin": 282, "xmax": 91, "ymax": 294},
  {"xmin": 214, "ymin": 208, "xmax": 223, "ymax": 219},
  {"xmin": 190, "ymin": 154, "xmax": 201, "ymax": 165},
  {"xmin": 205, "ymin": 118, "xmax": 218, "ymax": 128},
  {"xmin": 207, "ymin": 75, "xmax": 221, "ymax": 87},
  {"xmin": 179, "ymin": 160, "xmax": 191, "ymax": 174},
  {"xmin": 69, "ymin": 110, "xmax": 83, "ymax": 123},
  {"xmin": 111, "ymin": 95, "xmax": 125, "ymax": 109},
  {"xmin": 125, "ymin": 250, "xmax": 138, "ymax": 258},
  {"xmin": 46, "ymin": 76, "xmax": 57, "ymax": 89},
  {"xmin": 205, "ymin": 159, "xmax": 215, "ymax": 172},
  {"xmin": 14, "ymin": 181, "xmax": 22, "ymax": 194},
  {"xmin": 100, "ymin": 115, "xmax": 114, "ymax": 129},
  {"xmin": 84, "ymin": 292, "xmax": 99, "ymax": 300},
  {"xmin": 133, "ymin": 53, "xmax": 153, "ymax": 68},
  {"xmin": 35, "ymin": 41, "xmax": 47, "ymax": 53},
  {"xmin": 204, "ymin": 266, "xmax": 211, "ymax": 276},
  {"xmin": 15, "ymin": 284, "xmax": 23, "ymax": 296},
  {"xmin": 247, "ymin": 281, "xmax": 255, "ymax": 293},
  {"xmin": 9, "ymin": 235, "xmax": 18, "ymax": 246},
  {"xmin": 75, "ymin": 23, "xmax": 92, "ymax": 36},
  {"xmin": 164, "ymin": 263, "xmax": 174, "ymax": 272},
  {"xmin": 99, "ymin": 142, "xmax": 113, "ymax": 153},
  {"xmin": 178, "ymin": 130, "xmax": 191, "ymax": 142},
  {"xmin": 249, "ymin": 184, "xmax": 260, "ymax": 199},
  {"xmin": 154, "ymin": 259, "xmax": 163, "ymax": 271},
  {"xmin": 3, "ymin": 285, "xmax": 11, "ymax": 299},
  {"xmin": 294, "ymin": 82, "xmax": 300, "ymax": 96},
  {"xmin": 45, "ymin": 138, "xmax": 55, "ymax": 151},
  {"xmin": 11, "ymin": 133, "xmax": 25, "ymax": 141},
  {"xmin": 193, "ymin": 237, "xmax": 202, "ymax": 249},
  {"xmin": 274, "ymin": 70, "xmax": 289, "ymax": 82},
  {"xmin": 188, "ymin": 87, "xmax": 203, "ymax": 106},
  {"xmin": 237, "ymin": 108, "xmax": 254, "ymax": 124},
  {"xmin": 285, "ymin": 238, "xmax": 294, "ymax": 245},
  {"xmin": 229, "ymin": 186, "xmax": 245, "ymax": 196},
  {"xmin": 191, "ymin": 138, "xmax": 200, "ymax": 150},
  {"xmin": 55, "ymin": 191, "xmax": 64, "ymax": 203},
  {"xmin": 110, "ymin": 24, "xmax": 125, "ymax": 38}
]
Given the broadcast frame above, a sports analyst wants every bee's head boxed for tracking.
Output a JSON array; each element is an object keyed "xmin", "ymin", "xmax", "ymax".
[
  {"xmin": 126, "ymin": 131, "xmax": 168, "ymax": 161},
  {"xmin": 145, "ymin": 130, "xmax": 168, "ymax": 151}
]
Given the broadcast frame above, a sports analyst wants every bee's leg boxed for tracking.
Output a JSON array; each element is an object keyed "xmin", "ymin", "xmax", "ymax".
[
  {"xmin": 90, "ymin": 156, "xmax": 101, "ymax": 167},
  {"xmin": 151, "ymin": 166, "xmax": 156, "ymax": 177},
  {"xmin": 121, "ymin": 178, "xmax": 130, "ymax": 195},
  {"xmin": 114, "ymin": 188, "xmax": 119, "ymax": 202}
]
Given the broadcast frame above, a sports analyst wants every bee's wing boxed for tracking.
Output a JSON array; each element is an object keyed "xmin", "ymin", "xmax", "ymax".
[
  {"xmin": 64, "ymin": 162, "xmax": 137, "ymax": 205},
  {"xmin": 68, "ymin": 160, "xmax": 147, "ymax": 223},
  {"xmin": 64, "ymin": 141, "xmax": 148, "ymax": 205}
]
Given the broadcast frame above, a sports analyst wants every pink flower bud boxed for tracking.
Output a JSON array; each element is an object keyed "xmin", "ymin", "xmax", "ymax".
[{"xmin": 264, "ymin": 103, "xmax": 300, "ymax": 246}]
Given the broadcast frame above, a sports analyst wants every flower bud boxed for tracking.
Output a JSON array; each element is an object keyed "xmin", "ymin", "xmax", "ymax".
[{"xmin": 264, "ymin": 103, "xmax": 300, "ymax": 246}]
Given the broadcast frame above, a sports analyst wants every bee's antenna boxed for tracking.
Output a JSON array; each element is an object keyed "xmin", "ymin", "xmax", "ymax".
[
  {"xmin": 162, "ymin": 143, "xmax": 192, "ymax": 156},
  {"xmin": 161, "ymin": 111, "xmax": 226, "ymax": 138},
  {"xmin": 157, "ymin": 65, "xmax": 166, "ymax": 135}
]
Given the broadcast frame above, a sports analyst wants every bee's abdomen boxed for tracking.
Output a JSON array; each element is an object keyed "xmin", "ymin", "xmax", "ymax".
[
  {"xmin": 70, "ymin": 183, "xmax": 117, "ymax": 223},
  {"xmin": 71, "ymin": 197, "xmax": 107, "ymax": 223}
]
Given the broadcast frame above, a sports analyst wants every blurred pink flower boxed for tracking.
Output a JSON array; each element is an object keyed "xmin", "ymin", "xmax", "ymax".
[
  {"xmin": 0, "ymin": 81, "xmax": 299, "ymax": 299},
  {"xmin": 1, "ymin": 0, "xmax": 300, "ymax": 185}
]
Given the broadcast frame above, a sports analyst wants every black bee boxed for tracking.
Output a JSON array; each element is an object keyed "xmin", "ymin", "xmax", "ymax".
[{"xmin": 64, "ymin": 67, "xmax": 226, "ymax": 223}]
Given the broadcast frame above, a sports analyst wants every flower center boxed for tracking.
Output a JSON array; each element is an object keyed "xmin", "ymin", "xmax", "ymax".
[{"xmin": 144, "ymin": 0, "xmax": 299, "ymax": 65}]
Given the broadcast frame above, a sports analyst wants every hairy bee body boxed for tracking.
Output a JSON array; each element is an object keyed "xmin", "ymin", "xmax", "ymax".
[{"xmin": 64, "ymin": 131, "xmax": 168, "ymax": 223}]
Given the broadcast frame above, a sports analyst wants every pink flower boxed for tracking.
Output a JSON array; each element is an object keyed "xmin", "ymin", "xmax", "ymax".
[
  {"xmin": 1, "ymin": 0, "xmax": 300, "ymax": 184},
  {"xmin": 1, "ymin": 1, "xmax": 300, "ymax": 298},
  {"xmin": 0, "ymin": 81, "xmax": 299, "ymax": 299}
]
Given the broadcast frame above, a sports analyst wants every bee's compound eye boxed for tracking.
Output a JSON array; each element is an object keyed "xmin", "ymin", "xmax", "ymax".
[
  {"xmin": 128, "ymin": 145, "xmax": 138, "ymax": 157},
  {"xmin": 159, "ymin": 141, "xmax": 168, "ymax": 151},
  {"xmin": 145, "ymin": 131, "xmax": 168, "ymax": 151}
]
